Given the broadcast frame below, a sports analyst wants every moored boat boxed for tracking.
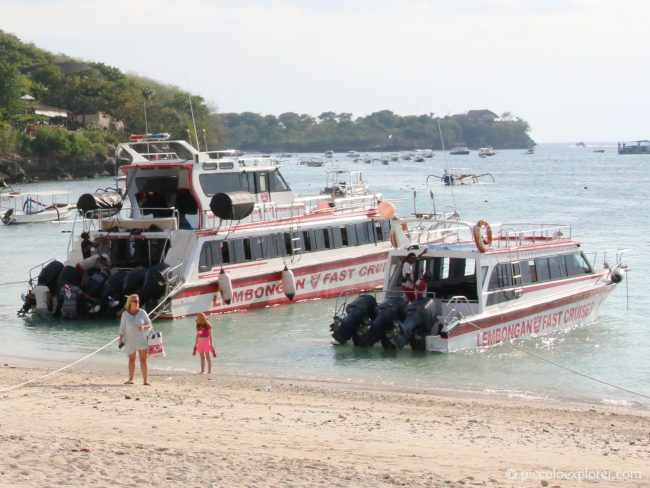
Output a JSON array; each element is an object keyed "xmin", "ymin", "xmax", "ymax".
[
  {"xmin": 450, "ymin": 145, "xmax": 470, "ymax": 155},
  {"xmin": 618, "ymin": 140, "xmax": 650, "ymax": 155},
  {"xmin": 330, "ymin": 216, "xmax": 627, "ymax": 352},
  {"xmin": 1, "ymin": 190, "xmax": 76, "ymax": 225},
  {"xmin": 22, "ymin": 134, "xmax": 397, "ymax": 319}
]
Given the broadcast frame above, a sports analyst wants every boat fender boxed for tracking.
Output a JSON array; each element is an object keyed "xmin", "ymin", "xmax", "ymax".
[
  {"xmin": 281, "ymin": 266, "xmax": 296, "ymax": 301},
  {"xmin": 218, "ymin": 269, "xmax": 233, "ymax": 304},
  {"xmin": 2, "ymin": 208, "xmax": 14, "ymax": 225},
  {"xmin": 609, "ymin": 267, "xmax": 625, "ymax": 284},
  {"xmin": 473, "ymin": 219, "xmax": 493, "ymax": 253}
]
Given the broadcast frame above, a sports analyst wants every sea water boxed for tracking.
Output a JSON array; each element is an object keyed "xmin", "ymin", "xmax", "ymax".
[{"xmin": 1, "ymin": 143, "xmax": 648, "ymax": 407}]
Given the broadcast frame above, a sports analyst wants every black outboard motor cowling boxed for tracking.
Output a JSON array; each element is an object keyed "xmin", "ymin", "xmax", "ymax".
[
  {"xmin": 122, "ymin": 267, "xmax": 147, "ymax": 296},
  {"xmin": 391, "ymin": 298, "xmax": 436, "ymax": 350},
  {"xmin": 358, "ymin": 295, "xmax": 407, "ymax": 348},
  {"xmin": 137, "ymin": 263, "xmax": 169, "ymax": 305},
  {"xmin": 37, "ymin": 260, "xmax": 64, "ymax": 293},
  {"xmin": 330, "ymin": 294, "xmax": 377, "ymax": 345}
]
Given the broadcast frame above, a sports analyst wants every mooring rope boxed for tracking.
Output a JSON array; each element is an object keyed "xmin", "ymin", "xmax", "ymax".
[
  {"xmin": 0, "ymin": 280, "xmax": 28, "ymax": 287},
  {"xmin": 460, "ymin": 316, "xmax": 650, "ymax": 401},
  {"xmin": 0, "ymin": 337, "xmax": 118, "ymax": 394}
]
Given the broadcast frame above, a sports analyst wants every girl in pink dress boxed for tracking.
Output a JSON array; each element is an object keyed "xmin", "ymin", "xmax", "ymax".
[{"xmin": 193, "ymin": 312, "xmax": 215, "ymax": 374}]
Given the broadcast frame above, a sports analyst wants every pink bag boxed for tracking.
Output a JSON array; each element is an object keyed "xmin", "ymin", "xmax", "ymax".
[{"xmin": 147, "ymin": 330, "xmax": 165, "ymax": 358}]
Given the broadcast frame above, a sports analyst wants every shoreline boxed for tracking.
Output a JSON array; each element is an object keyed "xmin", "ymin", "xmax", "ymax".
[
  {"xmin": 2, "ymin": 364, "xmax": 649, "ymax": 487},
  {"xmin": 3, "ymin": 353, "xmax": 650, "ymax": 412}
]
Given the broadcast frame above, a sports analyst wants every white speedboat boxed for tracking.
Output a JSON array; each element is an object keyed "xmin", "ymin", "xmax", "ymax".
[
  {"xmin": 26, "ymin": 134, "xmax": 396, "ymax": 319},
  {"xmin": 478, "ymin": 146, "xmax": 496, "ymax": 157},
  {"xmin": 1, "ymin": 190, "xmax": 76, "ymax": 225},
  {"xmin": 330, "ymin": 217, "xmax": 627, "ymax": 352}
]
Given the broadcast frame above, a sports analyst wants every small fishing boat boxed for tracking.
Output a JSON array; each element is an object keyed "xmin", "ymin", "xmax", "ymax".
[
  {"xmin": 1, "ymin": 190, "xmax": 76, "ymax": 225},
  {"xmin": 298, "ymin": 157, "xmax": 327, "ymax": 167},
  {"xmin": 427, "ymin": 169, "xmax": 495, "ymax": 186},
  {"xmin": 450, "ymin": 146, "xmax": 470, "ymax": 155},
  {"xmin": 330, "ymin": 215, "xmax": 627, "ymax": 352}
]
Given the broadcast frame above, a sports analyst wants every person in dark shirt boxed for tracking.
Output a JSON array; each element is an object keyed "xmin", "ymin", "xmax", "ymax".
[{"xmin": 80, "ymin": 232, "xmax": 96, "ymax": 259}]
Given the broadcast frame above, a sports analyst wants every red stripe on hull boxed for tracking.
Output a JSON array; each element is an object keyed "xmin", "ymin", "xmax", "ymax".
[{"xmin": 449, "ymin": 283, "xmax": 613, "ymax": 337}]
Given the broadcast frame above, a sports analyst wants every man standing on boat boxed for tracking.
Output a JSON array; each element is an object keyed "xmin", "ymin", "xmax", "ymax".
[{"xmin": 401, "ymin": 253, "xmax": 418, "ymax": 301}]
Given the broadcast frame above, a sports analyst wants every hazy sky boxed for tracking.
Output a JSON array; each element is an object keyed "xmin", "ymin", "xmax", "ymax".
[{"xmin": 2, "ymin": 0, "xmax": 649, "ymax": 142}]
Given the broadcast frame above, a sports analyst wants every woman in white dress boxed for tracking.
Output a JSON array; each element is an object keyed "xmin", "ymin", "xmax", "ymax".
[{"xmin": 118, "ymin": 294, "xmax": 153, "ymax": 385}]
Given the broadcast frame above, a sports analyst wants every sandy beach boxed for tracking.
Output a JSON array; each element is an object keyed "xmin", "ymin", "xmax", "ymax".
[{"xmin": 0, "ymin": 364, "xmax": 648, "ymax": 488}]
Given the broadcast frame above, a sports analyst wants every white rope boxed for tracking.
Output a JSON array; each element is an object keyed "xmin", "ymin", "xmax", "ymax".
[{"xmin": 0, "ymin": 337, "xmax": 119, "ymax": 393}]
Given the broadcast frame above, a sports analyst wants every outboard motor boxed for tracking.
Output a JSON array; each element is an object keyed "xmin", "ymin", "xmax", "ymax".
[
  {"xmin": 330, "ymin": 294, "xmax": 377, "ymax": 345},
  {"xmin": 358, "ymin": 295, "xmax": 407, "ymax": 348},
  {"xmin": 122, "ymin": 267, "xmax": 147, "ymax": 296},
  {"xmin": 37, "ymin": 260, "xmax": 64, "ymax": 293},
  {"xmin": 77, "ymin": 191, "xmax": 123, "ymax": 219},
  {"xmin": 101, "ymin": 269, "xmax": 127, "ymax": 314},
  {"xmin": 54, "ymin": 265, "xmax": 83, "ymax": 315},
  {"xmin": 390, "ymin": 298, "xmax": 437, "ymax": 350},
  {"xmin": 137, "ymin": 262, "xmax": 169, "ymax": 307}
]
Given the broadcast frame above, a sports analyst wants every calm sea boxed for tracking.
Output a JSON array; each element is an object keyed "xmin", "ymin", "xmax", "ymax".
[{"xmin": 1, "ymin": 143, "xmax": 648, "ymax": 407}]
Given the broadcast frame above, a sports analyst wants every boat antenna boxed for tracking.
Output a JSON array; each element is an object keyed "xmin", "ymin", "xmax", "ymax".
[
  {"xmin": 188, "ymin": 92, "xmax": 200, "ymax": 149},
  {"xmin": 142, "ymin": 88, "xmax": 153, "ymax": 134}
]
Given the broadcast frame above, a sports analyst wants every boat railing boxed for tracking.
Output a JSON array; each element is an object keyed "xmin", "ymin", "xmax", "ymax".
[
  {"xmin": 492, "ymin": 223, "xmax": 573, "ymax": 249},
  {"xmin": 584, "ymin": 248, "xmax": 630, "ymax": 271},
  {"xmin": 441, "ymin": 296, "xmax": 474, "ymax": 329},
  {"xmin": 94, "ymin": 207, "xmax": 179, "ymax": 232},
  {"xmin": 27, "ymin": 258, "xmax": 56, "ymax": 288}
]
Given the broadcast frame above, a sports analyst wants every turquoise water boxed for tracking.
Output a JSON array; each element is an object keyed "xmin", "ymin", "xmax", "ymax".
[{"xmin": 1, "ymin": 143, "xmax": 648, "ymax": 407}]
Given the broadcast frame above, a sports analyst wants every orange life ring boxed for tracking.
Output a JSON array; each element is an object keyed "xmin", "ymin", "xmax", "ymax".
[{"xmin": 473, "ymin": 219, "xmax": 492, "ymax": 252}]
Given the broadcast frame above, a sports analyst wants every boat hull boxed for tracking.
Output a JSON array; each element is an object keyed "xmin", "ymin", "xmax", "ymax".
[
  {"xmin": 165, "ymin": 252, "xmax": 389, "ymax": 318},
  {"xmin": 427, "ymin": 282, "xmax": 616, "ymax": 352},
  {"xmin": 3, "ymin": 206, "xmax": 76, "ymax": 225}
]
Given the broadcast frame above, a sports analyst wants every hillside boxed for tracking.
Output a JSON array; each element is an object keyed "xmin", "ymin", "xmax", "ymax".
[{"xmin": 0, "ymin": 31, "xmax": 534, "ymax": 182}]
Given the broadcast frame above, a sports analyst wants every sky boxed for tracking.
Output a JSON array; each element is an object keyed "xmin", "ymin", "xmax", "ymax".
[{"xmin": 2, "ymin": 0, "xmax": 649, "ymax": 142}]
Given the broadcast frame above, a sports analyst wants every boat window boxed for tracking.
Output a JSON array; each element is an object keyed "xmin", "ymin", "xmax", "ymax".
[
  {"xmin": 221, "ymin": 241, "xmax": 231, "ymax": 264},
  {"xmin": 355, "ymin": 222, "xmax": 370, "ymax": 245},
  {"xmin": 488, "ymin": 263, "xmax": 513, "ymax": 290},
  {"xmin": 302, "ymin": 230, "xmax": 313, "ymax": 252},
  {"xmin": 449, "ymin": 258, "xmax": 467, "ymax": 278},
  {"xmin": 249, "ymin": 236, "xmax": 263, "ymax": 260},
  {"xmin": 269, "ymin": 170, "xmax": 291, "ymax": 192},
  {"xmin": 535, "ymin": 258, "xmax": 551, "ymax": 282},
  {"xmin": 199, "ymin": 173, "xmax": 242, "ymax": 196},
  {"xmin": 242, "ymin": 173, "xmax": 256, "ymax": 193},
  {"xmin": 232, "ymin": 240, "xmax": 246, "ymax": 263},
  {"xmin": 331, "ymin": 227, "xmax": 342, "ymax": 248},
  {"xmin": 314, "ymin": 229, "xmax": 326, "ymax": 250},
  {"xmin": 565, "ymin": 253, "xmax": 592, "ymax": 276},
  {"xmin": 346, "ymin": 224, "xmax": 358, "ymax": 246},
  {"xmin": 256, "ymin": 173, "xmax": 268, "ymax": 193},
  {"xmin": 259, "ymin": 235, "xmax": 277, "ymax": 259},
  {"xmin": 341, "ymin": 226, "xmax": 349, "ymax": 246},
  {"xmin": 275, "ymin": 233, "xmax": 288, "ymax": 257},
  {"xmin": 519, "ymin": 259, "xmax": 536, "ymax": 284},
  {"xmin": 548, "ymin": 256, "xmax": 566, "ymax": 280},
  {"xmin": 243, "ymin": 239, "xmax": 252, "ymax": 261},
  {"xmin": 321, "ymin": 229, "xmax": 331, "ymax": 249}
]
